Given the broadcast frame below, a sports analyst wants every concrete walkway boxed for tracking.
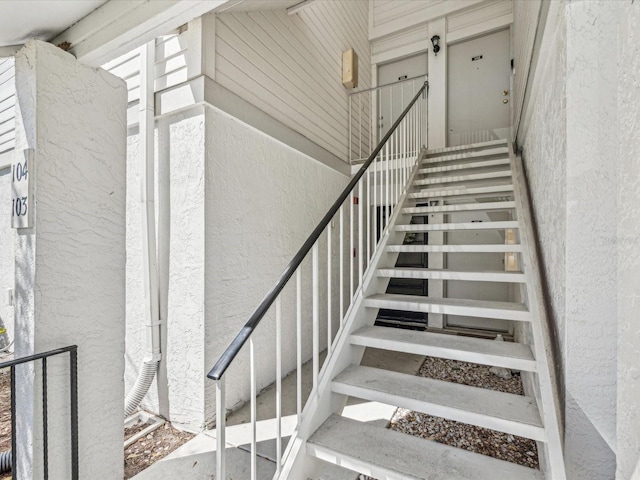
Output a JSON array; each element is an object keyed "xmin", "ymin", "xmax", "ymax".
[{"xmin": 132, "ymin": 347, "xmax": 424, "ymax": 480}]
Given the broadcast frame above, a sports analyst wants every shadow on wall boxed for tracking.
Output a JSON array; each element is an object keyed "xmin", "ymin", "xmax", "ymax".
[{"xmin": 564, "ymin": 393, "xmax": 615, "ymax": 479}]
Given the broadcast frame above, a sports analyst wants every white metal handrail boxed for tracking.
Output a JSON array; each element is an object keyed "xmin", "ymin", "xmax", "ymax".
[
  {"xmin": 209, "ymin": 82, "xmax": 428, "ymax": 480},
  {"xmin": 349, "ymin": 74, "xmax": 428, "ymax": 165}
]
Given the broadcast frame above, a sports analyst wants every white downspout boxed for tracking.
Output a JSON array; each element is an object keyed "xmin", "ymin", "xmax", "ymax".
[{"xmin": 125, "ymin": 40, "xmax": 162, "ymax": 416}]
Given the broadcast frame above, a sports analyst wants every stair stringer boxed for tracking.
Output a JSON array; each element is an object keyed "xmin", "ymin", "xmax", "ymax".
[
  {"xmin": 509, "ymin": 144, "xmax": 567, "ymax": 480},
  {"xmin": 277, "ymin": 155, "xmax": 424, "ymax": 480}
]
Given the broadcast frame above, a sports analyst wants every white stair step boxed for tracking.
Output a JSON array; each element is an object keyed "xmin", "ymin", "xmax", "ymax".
[
  {"xmin": 409, "ymin": 185, "xmax": 514, "ymax": 199},
  {"xmin": 377, "ymin": 267, "xmax": 525, "ymax": 283},
  {"xmin": 396, "ymin": 221, "xmax": 518, "ymax": 232},
  {"xmin": 414, "ymin": 170, "xmax": 511, "ymax": 186},
  {"xmin": 308, "ymin": 415, "xmax": 543, "ymax": 480},
  {"xmin": 387, "ymin": 244, "xmax": 522, "ymax": 253},
  {"xmin": 351, "ymin": 326, "xmax": 536, "ymax": 372},
  {"xmin": 402, "ymin": 201, "xmax": 515, "ymax": 215},
  {"xmin": 333, "ymin": 365, "xmax": 545, "ymax": 441},
  {"xmin": 426, "ymin": 139, "xmax": 508, "ymax": 156},
  {"xmin": 364, "ymin": 294, "xmax": 532, "ymax": 322},
  {"xmin": 419, "ymin": 158, "xmax": 510, "ymax": 174},
  {"xmin": 423, "ymin": 147, "xmax": 509, "ymax": 164}
]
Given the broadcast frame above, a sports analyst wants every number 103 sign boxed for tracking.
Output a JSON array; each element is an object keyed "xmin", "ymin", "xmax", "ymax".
[{"xmin": 11, "ymin": 149, "xmax": 34, "ymax": 229}]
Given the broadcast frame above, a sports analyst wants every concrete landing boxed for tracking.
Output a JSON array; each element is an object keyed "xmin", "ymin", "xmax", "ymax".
[{"xmin": 132, "ymin": 346, "xmax": 424, "ymax": 479}]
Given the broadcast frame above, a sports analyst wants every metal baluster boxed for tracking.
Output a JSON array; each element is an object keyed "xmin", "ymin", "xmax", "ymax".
[
  {"xmin": 366, "ymin": 163, "xmax": 371, "ymax": 267},
  {"xmin": 373, "ymin": 153, "xmax": 378, "ymax": 257},
  {"xmin": 401, "ymin": 83, "xmax": 406, "ymax": 188},
  {"xmin": 359, "ymin": 95, "xmax": 363, "ymax": 161},
  {"xmin": 349, "ymin": 95, "xmax": 352, "ymax": 165},
  {"xmin": 358, "ymin": 178, "xmax": 363, "ymax": 287},
  {"xmin": 250, "ymin": 338, "xmax": 257, "ymax": 480},
  {"xmin": 70, "ymin": 348, "xmax": 78, "ymax": 480},
  {"xmin": 43, "ymin": 358, "xmax": 49, "ymax": 480},
  {"xmin": 349, "ymin": 192, "xmax": 354, "ymax": 300},
  {"xmin": 312, "ymin": 243, "xmax": 319, "ymax": 390},
  {"xmin": 10, "ymin": 366, "xmax": 15, "ymax": 480},
  {"xmin": 216, "ymin": 378, "xmax": 226, "ymax": 480},
  {"xmin": 339, "ymin": 206, "xmax": 344, "ymax": 324},
  {"xmin": 327, "ymin": 227, "xmax": 332, "ymax": 351},
  {"xmin": 390, "ymin": 88, "xmax": 394, "ymax": 215},
  {"xmin": 296, "ymin": 269, "xmax": 302, "ymax": 418},
  {"xmin": 385, "ymin": 135, "xmax": 390, "ymax": 231},
  {"xmin": 275, "ymin": 296, "xmax": 282, "ymax": 473}
]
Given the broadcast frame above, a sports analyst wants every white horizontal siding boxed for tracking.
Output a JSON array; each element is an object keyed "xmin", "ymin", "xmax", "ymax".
[
  {"xmin": 370, "ymin": 0, "xmax": 487, "ymax": 40},
  {"xmin": 0, "ymin": 58, "xmax": 15, "ymax": 154},
  {"xmin": 216, "ymin": 0, "xmax": 371, "ymax": 161},
  {"xmin": 447, "ymin": 0, "xmax": 512, "ymax": 35},
  {"xmin": 371, "ymin": 23, "xmax": 429, "ymax": 64}
]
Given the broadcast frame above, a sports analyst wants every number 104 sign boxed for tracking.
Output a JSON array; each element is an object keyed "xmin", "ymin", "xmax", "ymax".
[{"xmin": 11, "ymin": 149, "xmax": 34, "ymax": 229}]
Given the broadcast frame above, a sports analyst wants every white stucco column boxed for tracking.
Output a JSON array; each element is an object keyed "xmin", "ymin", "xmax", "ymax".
[
  {"xmin": 563, "ymin": 2, "xmax": 618, "ymax": 478},
  {"xmin": 13, "ymin": 40, "xmax": 127, "ymax": 479},
  {"xmin": 616, "ymin": 2, "xmax": 640, "ymax": 478}
]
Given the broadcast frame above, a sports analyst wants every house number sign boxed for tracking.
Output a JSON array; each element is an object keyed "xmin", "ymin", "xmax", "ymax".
[{"xmin": 11, "ymin": 149, "xmax": 34, "ymax": 229}]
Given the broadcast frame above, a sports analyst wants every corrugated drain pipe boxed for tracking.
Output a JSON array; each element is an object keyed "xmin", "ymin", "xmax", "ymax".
[{"xmin": 125, "ymin": 41, "xmax": 162, "ymax": 417}]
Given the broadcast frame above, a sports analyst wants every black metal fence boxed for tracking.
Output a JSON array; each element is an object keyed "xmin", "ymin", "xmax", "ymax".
[{"xmin": 0, "ymin": 345, "xmax": 78, "ymax": 480}]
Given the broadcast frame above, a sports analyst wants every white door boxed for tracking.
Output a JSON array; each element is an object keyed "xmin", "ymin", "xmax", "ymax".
[
  {"xmin": 377, "ymin": 53, "xmax": 427, "ymax": 141},
  {"xmin": 447, "ymin": 29, "xmax": 511, "ymax": 147}
]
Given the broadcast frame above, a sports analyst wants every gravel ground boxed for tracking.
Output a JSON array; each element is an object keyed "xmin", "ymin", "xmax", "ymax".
[
  {"xmin": 124, "ymin": 421, "xmax": 194, "ymax": 479},
  {"xmin": 361, "ymin": 356, "xmax": 539, "ymax": 479},
  {"xmin": 0, "ymin": 370, "xmax": 10, "ymax": 480}
]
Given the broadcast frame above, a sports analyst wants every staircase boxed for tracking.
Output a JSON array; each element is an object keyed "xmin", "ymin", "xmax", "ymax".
[{"xmin": 278, "ymin": 139, "xmax": 566, "ymax": 480}]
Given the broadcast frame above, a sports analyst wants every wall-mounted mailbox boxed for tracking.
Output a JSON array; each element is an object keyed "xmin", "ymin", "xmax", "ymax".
[{"xmin": 342, "ymin": 48, "xmax": 358, "ymax": 89}]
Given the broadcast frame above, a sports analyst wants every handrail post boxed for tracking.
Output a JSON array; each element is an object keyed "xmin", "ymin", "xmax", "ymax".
[{"xmin": 216, "ymin": 377, "xmax": 226, "ymax": 479}]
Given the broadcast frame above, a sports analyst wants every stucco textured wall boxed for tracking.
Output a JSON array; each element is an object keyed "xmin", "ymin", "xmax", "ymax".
[
  {"xmin": 520, "ymin": 2, "xmax": 618, "ymax": 478},
  {"xmin": 123, "ymin": 104, "xmax": 348, "ymax": 430},
  {"xmin": 616, "ymin": 2, "xmax": 640, "ymax": 478},
  {"xmin": 0, "ymin": 168, "xmax": 13, "ymax": 344},
  {"xmin": 203, "ymin": 105, "xmax": 348, "ymax": 424},
  {"xmin": 13, "ymin": 40, "xmax": 126, "ymax": 479}
]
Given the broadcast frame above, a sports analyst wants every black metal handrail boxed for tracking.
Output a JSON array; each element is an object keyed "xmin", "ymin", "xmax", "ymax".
[
  {"xmin": 0, "ymin": 345, "xmax": 78, "ymax": 480},
  {"xmin": 208, "ymin": 81, "xmax": 428, "ymax": 381}
]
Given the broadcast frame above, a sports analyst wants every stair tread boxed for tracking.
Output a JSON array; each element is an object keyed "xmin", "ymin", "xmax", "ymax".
[
  {"xmin": 426, "ymin": 139, "xmax": 508, "ymax": 156},
  {"xmin": 402, "ymin": 201, "xmax": 515, "ymax": 214},
  {"xmin": 423, "ymin": 147, "xmax": 509, "ymax": 164},
  {"xmin": 333, "ymin": 365, "xmax": 544, "ymax": 440},
  {"xmin": 396, "ymin": 221, "xmax": 518, "ymax": 231},
  {"xmin": 386, "ymin": 244, "xmax": 522, "ymax": 253},
  {"xmin": 415, "ymin": 170, "xmax": 511, "ymax": 186},
  {"xmin": 308, "ymin": 415, "xmax": 543, "ymax": 480},
  {"xmin": 409, "ymin": 185, "xmax": 514, "ymax": 198},
  {"xmin": 377, "ymin": 267, "xmax": 526, "ymax": 283},
  {"xmin": 419, "ymin": 158, "xmax": 510, "ymax": 174},
  {"xmin": 364, "ymin": 294, "xmax": 531, "ymax": 321},
  {"xmin": 350, "ymin": 326, "xmax": 536, "ymax": 372}
]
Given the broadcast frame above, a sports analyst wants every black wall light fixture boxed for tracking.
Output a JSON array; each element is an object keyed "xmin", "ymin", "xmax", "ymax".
[{"xmin": 431, "ymin": 35, "xmax": 441, "ymax": 56}]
